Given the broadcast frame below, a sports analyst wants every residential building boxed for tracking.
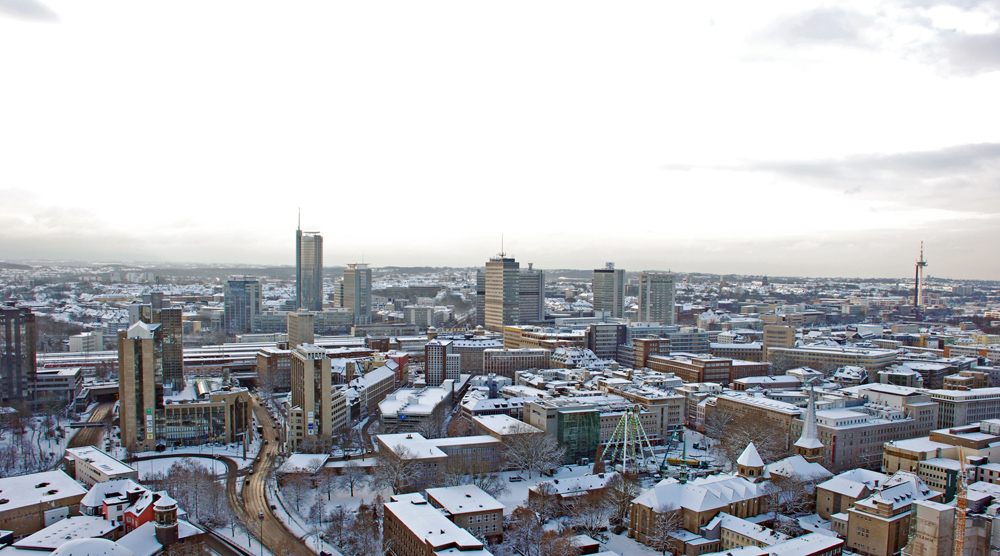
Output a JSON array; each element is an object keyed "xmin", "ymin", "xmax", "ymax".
[
  {"xmin": 224, "ymin": 275, "xmax": 261, "ymax": 334},
  {"xmin": 118, "ymin": 321, "xmax": 164, "ymax": 452},
  {"xmin": 484, "ymin": 255, "xmax": 520, "ymax": 332},
  {"xmin": 592, "ymin": 263, "xmax": 625, "ymax": 319},
  {"xmin": 519, "ymin": 264, "xmax": 544, "ymax": 323},
  {"xmin": 636, "ymin": 272, "xmax": 676, "ymax": 325},
  {"xmin": 841, "ymin": 472, "xmax": 941, "ymax": 556},
  {"xmin": 296, "ymin": 226, "xmax": 323, "ymax": 312},
  {"xmin": 1, "ymin": 302, "xmax": 37, "ymax": 403},
  {"xmin": 343, "ymin": 263, "xmax": 373, "ymax": 325}
]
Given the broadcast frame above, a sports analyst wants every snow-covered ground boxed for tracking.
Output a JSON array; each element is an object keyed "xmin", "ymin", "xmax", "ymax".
[
  {"xmin": 495, "ymin": 464, "xmax": 597, "ymax": 515},
  {"xmin": 213, "ymin": 522, "xmax": 276, "ymax": 556},
  {"xmin": 267, "ymin": 476, "xmax": 344, "ymax": 556},
  {"xmin": 137, "ymin": 457, "xmax": 228, "ymax": 479},
  {"xmin": 0, "ymin": 411, "xmax": 78, "ymax": 476},
  {"xmin": 602, "ymin": 530, "xmax": 666, "ymax": 556},
  {"xmin": 116, "ymin": 436, "xmax": 262, "ymax": 471}
]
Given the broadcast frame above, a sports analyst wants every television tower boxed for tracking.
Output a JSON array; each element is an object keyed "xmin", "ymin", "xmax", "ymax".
[{"xmin": 914, "ymin": 242, "xmax": 928, "ymax": 318}]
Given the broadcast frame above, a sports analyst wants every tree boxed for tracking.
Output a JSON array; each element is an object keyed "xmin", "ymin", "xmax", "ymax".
[
  {"xmin": 493, "ymin": 508, "xmax": 581, "ymax": 556},
  {"xmin": 711, "ymin": 414, "xmax": 790, "ymax": 471},
  {"xmin": 339, "ymin": 462, "xmax": 368, "ymax": 497},
  {"xmin": 503, "ymin": 425, "xmax": 565, "ymax": 479},
  {"xmin": 325, "ymin": 506, "xmax": 348, "ymax": 548},
  {"xmin": 442, "ymin": 457, "xmax": 509, "ymax": 499},
  {"xmin": 605, "ymin": 472, "xmax": 639, "ymax": 533},
  {"xmin": 572, "ymin": 491, "xmax": 612, "ymax": 540},
  {"xmin": 282, "ymin": 473, "xmax": 309, "ymax": 512},
  {"xmin": 373, "ymin": 445, "xmax": 423, "ymax": 495},
  {"xmin": 767, "ymin": 474, "xmax": 815, "ymax": 517},
  {"xmin": 317, "ymin": 470, "xmax": 338, "ymax": 501},
  {"xmin": 648, "ymin": 504, "xmax": 683, "ymax": 556},
  {"xmin": 415, "ymin": 405, "xmax": 449, "ymax": 439},
  {"xmin": 768, "ymin": 351, "xmax": 797, "ymax": 373},
  {"xmin": 526, "ymin": 482, "xmax": 562, "ymax": 523}
]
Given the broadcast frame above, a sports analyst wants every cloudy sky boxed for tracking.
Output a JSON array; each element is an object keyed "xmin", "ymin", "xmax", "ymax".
[{"xmin": 1, "ymin": 0, "xmax": 998, "ymax": 278}]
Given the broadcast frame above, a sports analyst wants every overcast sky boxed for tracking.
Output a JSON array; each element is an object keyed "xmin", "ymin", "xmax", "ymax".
[{"xmin": 2, "ymin": 1, "xmax": 998, "ymax": 279}]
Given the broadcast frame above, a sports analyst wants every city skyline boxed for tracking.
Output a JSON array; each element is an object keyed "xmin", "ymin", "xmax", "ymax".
[{"xmin": 2, "ymin": 1, "xmax": 999, "ymax": 279}]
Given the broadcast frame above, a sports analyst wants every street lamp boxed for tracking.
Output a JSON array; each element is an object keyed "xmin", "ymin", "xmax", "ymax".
[{"xmin": 258, "ymin": 511, "xmax": 264, "ymax": 556}]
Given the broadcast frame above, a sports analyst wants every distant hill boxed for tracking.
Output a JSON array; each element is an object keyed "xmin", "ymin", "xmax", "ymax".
[{"xmin": 0, "ymin": 262, "xmax": 31, "ymax": 270}]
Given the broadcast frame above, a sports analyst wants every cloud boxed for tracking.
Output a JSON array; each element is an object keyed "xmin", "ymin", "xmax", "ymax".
[
  {"xmin": 935, "ymin": 29, "xmax": 1000, "ymax": 74},
  {"xmin": 764, "ymin": 7, "xmax": 875, "ymax": 47},
  {"xmin": 744, "ymin": 143, "xmax": 1000, "ymax": 213},
  {"xmin": 0, "ymin": 0, "xmax": 57, "ymax": 22}
]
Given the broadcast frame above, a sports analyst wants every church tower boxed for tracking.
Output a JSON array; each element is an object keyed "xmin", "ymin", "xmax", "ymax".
[
  {"xmin": 736, "ymin": 443, "xmax": 767, "ymax": 483},
  {"xmin": 794, "ymin": 383, "xmax": 825, "ymax": 463}
]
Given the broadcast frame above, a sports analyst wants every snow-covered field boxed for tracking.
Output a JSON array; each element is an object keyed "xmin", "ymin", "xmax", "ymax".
[{"xmin": 117, "ymin": 436, "xmax": 262, "ymax": 471}]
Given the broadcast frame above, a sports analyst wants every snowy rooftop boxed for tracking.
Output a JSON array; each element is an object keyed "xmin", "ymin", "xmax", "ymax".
[
  {"xmin": 530, "ymin": 473, "xmax": 617, "ymax": 497},
  {"xmin": 884, "ymin": 437, "xmax": 951, "ymax": 453},
  {"xmin": 79, "ymin": 478, "xmax": 146, "ymax": 509},
  {"xmin": 426, "ymin": 485, "xmax": 504, "ymax": 515},
  {"xmin": 384, "ymin": 499, "xmax": 484, "ymax": 552},
  {"xmin": 718, "ymin": 513, "xmax": 789, "ymax": 546},
  {"xmin": 765, "ymin": 455, "xmax": 832, "ymax": 483},
  {"xmin": 378, "ymin": 433, "xmax": 500, "ymax": 460},
  {"xmin": 117, "ymin": 520, "xmax": 203, "ymax": 556},
  {"xmin": 769, "ymin": 533, "xmax": 843, "ymax": 556},
  {"xmin": 472, "ymin": 415, "xmax": 541, "ymax": 436},
  {"xmin": 14, "ymin": 516, "xmax": 116, "ymax": 551},
  {"xmin": 818, "ymin": 469, "xmax": 889, "ymax": 498},
  {"xmin": 0, "ymin": 470, "xmax": 88, "ymax": 511},
  {"xmin": 66, "ymin": 446, "xmax": 136, "ymax": 477},
  {"xmin": 380, "ymin": 383, "xmax": 453, "ymax": 418}
]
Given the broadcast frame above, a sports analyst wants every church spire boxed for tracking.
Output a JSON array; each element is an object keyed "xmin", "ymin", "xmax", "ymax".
[{"xmin": 794, "ymin": 381, "xmax": 824, "ymax": 463}]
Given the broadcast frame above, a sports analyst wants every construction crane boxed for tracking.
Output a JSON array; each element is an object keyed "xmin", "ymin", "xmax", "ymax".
[{"xmin": 954, "ymin": 448, "xmax": 968, "ymax": 556}]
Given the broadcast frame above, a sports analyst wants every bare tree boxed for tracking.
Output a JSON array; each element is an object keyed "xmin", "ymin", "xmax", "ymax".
[
  {"xmin": 712, "ymin": 415, "xmax": 790, "ymax": 471},
  {"xmin": 282, "ymin": 473, "xmax": 309, "ymax": 512},
  {"xmin": 339, "ymin": 462, "xmax": 369, "ymax": 497},
  {"xmin": 415, "ymin": 405, "xmax": 449, "ymax": 439},
  {"xmin": 605, "ymin": 472, "xmax": 639, "ymax": 533},
  {"xmin": 325, "ymin": 506, "xmax": 348, "ymax": 549},
  {"xmin": 648, "ymin": 504, "xmax": 683, "ymax": 556},
  {"xmin": 572, "ymin": 492, "xmax": 612, "ymax": 540},
  {"xmin": 442, "ymin": 457, "xmax": 509, "ymax": 499},
  {"xmin": 373, "ymin": 445, "xmax": 422, "ymax": 495},
  {"xmin": 526, "ymin": 482, "xmax": 562, "ymax": 523},
  {"xmin": 503, "ymin": 425, "xmax": 565, "ymax": 479},
  {"xmin": 493, "ymin": 508, "xmax": 581, "ymax": 556},
  {"xmin": 317, "ymin": 470, "xmax": 338, "ymax": 501}
]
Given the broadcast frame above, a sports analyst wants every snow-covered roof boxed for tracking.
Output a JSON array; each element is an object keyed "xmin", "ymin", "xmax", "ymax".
[
  {"xmin": 0, "ymin": 470, "xmax": 88, "ymax": 512},
  {"xmin": 79, "ymin": 479, "xmax": 146, "ymax": 510},
  {"xmin": 718, "ymin": 513, "xmax": 789, "ymax": 546},
  {"xmin": 49, "ymin": 538, "xmax": 135, "ymax": 556},
  {"xmin": 530, "ymin": 473, "xmax": 618, "ymax": 498},
  {"xmin": 633, "ymin": 474, "xmax": 768, "ymax": 513},
  {"xmin": 66, "ymin": 446, "xmax": 137, "ymax": 478},
  {"xmin": 117, "ymin": 520, "xmax": 203, "ymax": 556},
  {"xmin": 765, "ymin": 455, "xmax": 832, "ymax": 483},
  {"xmin": 14, "ymin": 517, "xmax": 117, "ymax": 551},
  {"xmin": 817, "ymin": 468, "xmax": 888, "ymax": 498},
  {"xmin": 384, "ymin": 499, "xmax": 484, "ymax": 552},
  {"xmin": 278, "ymin": 453, "xmax": 329, "ymax": 474},
  {"xmin": 425, "ymin": 485, "xmax": 504, "ymax": 515},
  {"xmin": 472, "ymin": 414, "xmax": 542, "ymax": 436},
  {"xmin": 768, "ymin": 533, "xmax": 843, "ymax": 556},
  {"xmin": 737, "ymin": 443, "xmax": 764, "ymax": 468}
]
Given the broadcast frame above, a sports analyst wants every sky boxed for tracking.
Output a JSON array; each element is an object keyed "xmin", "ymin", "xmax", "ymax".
[{"xmin": 1, "ymin": 0, "xmax": 999, "ymax": 279}]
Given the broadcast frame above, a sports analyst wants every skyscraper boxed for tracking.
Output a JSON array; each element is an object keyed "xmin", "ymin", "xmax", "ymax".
[
  {"xmin": 593, "ymin": 262, "xmax": 625, "ymax": 319},
  {"xmin": 343, "ymin": 263, "xmax": 372, "ymax": 325},
  {"xmin": 475, "ymin": 271, "xmax": 486, "ymax": 328},
  {"xmin": 296, "ymin": 223, "xmax": 324, "ymax": 312},
  {"xmin": 119, "ymin": 320, "xmax": 163, "ymax": 452},
  {"xmin": 288, "ymin": 344, "xmax": 332, "ymax": 450},
  {"xmin": 224, "ymin": 276, "xmax": 262, "ymax": 334},
  {"xmin": 129, "ymin": 292, "xmax": 184, "ymax": 393},
  {"xmin": 519, "ymin": 263, "xmax": 544, "ymax": 324},
  {"xmin": 484, "ymin": 255, "xmax": 519, "ymax": 332},
  {"xmin": 0, "ymin": 302, "xmax": 36, "ymax": 403},
  {"xmin": 637, "ymin": 272, "xmax": 676, "ymax": 325}
]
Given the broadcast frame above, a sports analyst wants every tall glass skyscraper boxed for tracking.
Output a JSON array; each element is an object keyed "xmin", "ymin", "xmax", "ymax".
[{"xmin": 296, "ymin": 223, "xmax": 324, "ymax": 312}]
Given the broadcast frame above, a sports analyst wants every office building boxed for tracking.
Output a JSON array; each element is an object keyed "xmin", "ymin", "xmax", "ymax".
[
  {"xmin": 287, "ymin": 311, "xmax": 315, "ymax": 349},
  {"xmin": 425, "ymin": 485, "xmax": 504, "ymax": 543},
  {"xmin": 64, "ymin": 446, "xmax": 139, "ymax": 487},
  {"xmin": 484, "ymin": 255, "xmax": 520, "ymax": 332},
  {"xmin": 519, "ymin": 264, "xmax": 544, "ymax": 323},
  {"xmin": 296, "ymin": 226, "xmax": 324, "ymax": 311},
  {"xmin": 636, "ymin": 272, "xmax": 676, "ymax": 325},
  {"xmin": 425, "ymin": 339, "xmax": 461, "ymax": 386},
  {"xmin": 0, "ymin": 470, "xmax": 88, "ymax": 537},
  {"xmin": 925, "ymin": 387, "xmax": 1000, "ymax": 428},
  {"xmin": 482, "ymin": 348, "xmax": 551, "ymax": 379},
  {"xmin": 475, "ymin": 270, "xmax": 486, "ymax": 328},
  {"xmin": 343, "ymin": 263, "xmax": 372, "ymax": 325},
  {"xmin": 224, "ymin": 276, "xmax": 261, "ymax": 334},
  {"xmin": 383, "ymin": 494, "xmax": 493, "ymax": 556},
  {"xmin": 288, "ymin": 344, "xmax": 332, "ymax": 450},
  {"xmin": 118, "ymin": 321, "xmax": 164, "ymax": 452},
  {"xmin": 766, "ymin": 344, "xmax": 897, "ymax": 370},
  {"xmin": 593, "ymin": 262, "xmax": 625, "ymax": 318},
  {"xmin": 129, "ymin": 293, "xmax": 184, "ymax": 393},
  {"xmin": 586, "ymin": 323, "xmax": 627, "ymax": 360},
  {"xmin": 1, "ymin": 302, "xmax": 37, "ymax": 403}
]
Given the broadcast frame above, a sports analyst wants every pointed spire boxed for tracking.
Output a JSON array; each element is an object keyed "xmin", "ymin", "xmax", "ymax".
[
  {"xmin": 737, "ymin": 442, "xmax": 764, "ymax": 468},
  {"xmin": 795, "ymin": 382, "xmax": 824, "ymax": 451}
]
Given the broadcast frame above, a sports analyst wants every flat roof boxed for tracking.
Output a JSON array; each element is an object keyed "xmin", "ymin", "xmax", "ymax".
[
  {"xmin": 66, "ymin": 446, "xmax": 136, "ymax": 477},
  {"xmin": 13, "ymin": 516, "xmax": 115, "ymax": 551},
  {"xmin": 0, "ymin": 470, "xmax": 88, "ymax": 511},
  {"xmin": 426, "ymin": 485, "xmax": 504, "ymax": 514}
]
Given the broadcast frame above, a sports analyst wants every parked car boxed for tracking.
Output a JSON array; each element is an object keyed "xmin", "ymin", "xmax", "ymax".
[{"xmin": 509, "ymin": 476, "xmax": 524, "ymax": 482}]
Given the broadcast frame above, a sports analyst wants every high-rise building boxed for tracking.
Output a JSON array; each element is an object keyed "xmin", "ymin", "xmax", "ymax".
[
  {"xmin": 224, "ymin": 276, "xmax": 262, "ymax": 334},
  {"xmin": 519, "ymin": 264, "xmax": 544, "ymax": 324},
  {"xmin": 129, "ymin": 293, "xmax": 183, "ymax": 393},
  {"xmin": 296, "ymin": 224, "xmax": 324, "ymax": 312},
  {"xmin": 593, "ymin": 263, "xmax": 625, "ymax": 318},
  {"xmin": 343, "ymin": 263, "xmax": 372, "ymax": 325},
  {"xmin": 425, "ymin": 339, "xmax": 461, "ymax": 386},
  {"xmin": 118, "ymin": 321, "xmax": 164, "ymax": 452},
  {"xmin": 636, "ymin": 272, "xmax": 676, "ymax": 325},
  {"xmin": 287, "ymin": 344, "xmax": 332, "ymax": 450},
  {"xmin": 475, "ymin": 271, "xmax": 486, "ymax": 329},
  {"xmin": 0, "ymin": 302, "xmax": 36, "ymax": 403},
  {"xmin": 484, "ymin": 255, "xmax": 519, "ymax": 332}
]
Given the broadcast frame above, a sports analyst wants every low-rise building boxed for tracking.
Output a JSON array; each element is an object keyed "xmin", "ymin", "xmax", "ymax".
[
  {"xmin": 63, "ymin": 447, "xmax": 138, "ymax": 488},
  {"xmin": 425, "ymin": 485, "xmax": 504, "ymax": 542},
  {"xmin": 383, "ymin": 495, "xmax": 493, "ymax": 556},
  {"xmin": 0, "ymin": 470, "xmax": 89, "ymax": 537}
]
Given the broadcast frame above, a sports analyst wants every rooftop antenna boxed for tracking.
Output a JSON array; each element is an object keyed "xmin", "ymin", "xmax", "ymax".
[{"xmin": 298, "ymin": 207, "xmax": 301, "ymax": 230}]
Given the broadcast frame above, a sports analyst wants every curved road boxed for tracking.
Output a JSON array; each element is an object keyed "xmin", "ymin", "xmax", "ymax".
[{"xmin": 231, "ymin": 397, "xmax": 316, "ymax": 556}]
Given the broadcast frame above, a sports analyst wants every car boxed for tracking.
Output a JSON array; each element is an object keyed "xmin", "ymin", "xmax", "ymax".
[
  {"xmin": 249, "ymin": 468, "xmax": 254, "ymax": 474},
  {"xmin": 270, "ymin": 504, "xmax": 277, "ymax": 510},
  {"xmin": 509, "ymin": 476, "xmax": 524, "ymax": 482},
  {"xmin": 245, "ymin": 479, "xmax": 251, "ymax": 486},
  {"xmin": 264, "ymin": 440, "xmax": 269, "ymax": 445}
]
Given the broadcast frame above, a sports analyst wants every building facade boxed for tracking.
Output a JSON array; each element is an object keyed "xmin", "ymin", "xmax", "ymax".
[
  {"xmin": 224, "ymin": 276, "xmax": 261, "ymax": 334},
  {"xmin": 593, "ymin": 263, "xmax": 625, "ymax": 318},
  {"xmin": 636, "ymin": 272, "xmax": 676, "ymax": 326},
  {"xmin": 296, "ymin": 228, "xmax": 324, "ymax": 312},
  {"xmin": 343, "ymin": 263, "xmax": 372, "ymax": 325},
  {"xmin": 484, "ymin": 256, "xmax": 520, "ymax": 332},
  {"xmin": 1, "ymin": 303, "xmax": 37, "ymax": 403}
]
